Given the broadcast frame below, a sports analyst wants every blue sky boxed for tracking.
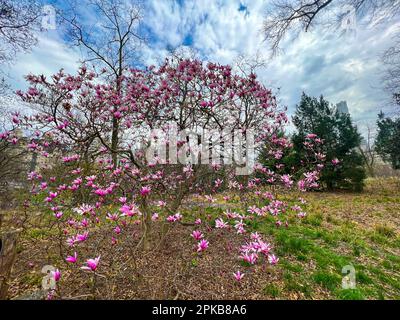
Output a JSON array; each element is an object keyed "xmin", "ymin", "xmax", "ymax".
[{"xmin": 2, "ymin": 0, "xmax": 400, "ymax": 135}]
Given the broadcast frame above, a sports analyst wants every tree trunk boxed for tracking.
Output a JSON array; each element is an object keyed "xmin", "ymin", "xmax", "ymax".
[
  {"xmin": 0, "ymin": 229, "xmax": 21, "ymax": 299},
  {"xmin": 111, "ymin": 116, "xmax": 119, "ymax": 168},
  {"xmin": 141, "ymin": 201, "xmax": 152, "ymax": 251}
]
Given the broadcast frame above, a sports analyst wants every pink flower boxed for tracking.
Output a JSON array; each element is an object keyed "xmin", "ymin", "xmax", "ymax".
[
  {"xmin": 214, "ymin": 179, "xmax": 223, "ymax": 188},
  {"xmin": 94, "ymin": 188, "xmax": 108, "ymax": 197},
  {"xmin": 119, "ymin": 204, "xmax": 136, "ymax": 217},
  {"xmin": 250, "ymin": 232, "xmax": 261, "ymax": 241},
  {"xmin": 197, "ymin": 239, "xmax": 209, "ymax": 252},
  {"xmin": 28, "ymin": 142, "xmax": 38, "ymax": 150},
  {"xmin": 81, "ymin": 256, "xmax": 100, "ymax": 272},
  {"xmin": 281, "ymin": 174, "xmax": 293, "ymax": 187},
  {"xmin": 291, "ymin": 205, "xmax": 301, "ymax": 212},
  {"xmin": 233, "ymin": 271, "xmax": 244, "ymax": 281},
  {"xmin": 234, "ymin": 220, "xmax": 246, "ymax": 234},
  {"xmin": 52, "ymin": 269, "xmax": 61, "ymax": 282},
  {"xmin": 240, "ymin": 252, "xmax": 258, "ymax": 265},
  {"xmin": 268, "ymin": 254, "xmax": 279, "ymax": 265},
  {"xmin": 191, "ymin": 230, "xmax": 204, "ymax": 240},
  {"xmin": 107, "ymin": 212, "xmax": 120, "ymax": 221},
  {"xmin": 140, "ymin": 186, "xmax": 151, "ymax": 196},
  {"xmin": 66, "ymin": 252, "xmax": 78, "ymax": 264},
  {"xmin": 194, "ymin": 218, "xmax": 202, "ymax": 225},
  {"xmin": 66, "ymin": 236, "xmax": 76, "ymax": 247},
  {"xmin": 54, "ymin": 211, "xmax": 63, "ymax": 219},
  {"xmin": 49, "ymin": 192, "xmax": 58, "ymax": 199},
  {"xmin": 157, "ymin": 200, "xmax": 166, "ymax": 207},
  {"xmin": 76, "ymin": 231, "xmax": 89, "ymax": 242},
  {"xmin": 167, "ymin": 215, "xmax": 177, "ymax": 222},
  {"xmin": 306, "ymin": 133, "xmax": 317, "ymax": 139},
  {"xmin": 331, "ymin": 158, "xmax": 340, "ymax": 166},
  {"xmin": 297, "ymin": 211, "xmax": 307, "ymax": 218},
  {"xmin": 111, "ymin": 236, "xmax": 117, "ymax": 245},
  {"xmin": 215, "ymin": 218, "xmax": 228, "ymax": 229},
  {"xmin": 152, "ymin": 213, "xmax": 159, "ymax": 221},
  {"xmin": 81, "ymin": 218, "xmax": 89, "ymax": 228},
  {"xmin": 114, "ymin": 226, "xmax": 121, "ymax": 234}
]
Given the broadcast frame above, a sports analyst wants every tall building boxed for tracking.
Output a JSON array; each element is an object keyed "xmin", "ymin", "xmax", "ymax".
[{"xmin": 336, "ymin": 101, "xmax": 349, "ymax": 114}]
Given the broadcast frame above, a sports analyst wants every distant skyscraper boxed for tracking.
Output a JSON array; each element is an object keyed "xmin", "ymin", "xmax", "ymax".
[{"xmin": 336, "ymin": 101, "xmax": 349, "ymax": 114}]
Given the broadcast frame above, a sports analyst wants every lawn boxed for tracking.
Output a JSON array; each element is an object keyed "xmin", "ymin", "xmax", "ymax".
[
  {"xmin": 257, "ymin": 178, "xmax": 400, "ymax": 299},
  {"xmin": 185, "ymin": 177, "xmax": 400, "ymax": 299},
  {"xmin": 4, "ymin": 178, "xmax": 400, "ymax": 300}
]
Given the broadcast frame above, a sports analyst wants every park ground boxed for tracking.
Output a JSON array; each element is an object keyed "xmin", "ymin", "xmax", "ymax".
[{"xmin": 4, "ymin": 178, "xmax": 400, "ymax": 300}]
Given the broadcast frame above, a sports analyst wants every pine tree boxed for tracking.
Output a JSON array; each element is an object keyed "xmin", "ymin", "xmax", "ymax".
[
  {"xmin": 292, "ymin": 93, "xmax": 366, "ymax": 191},
  {"xmin": 375, "ymin": 112, "xmax": 400, "ymax": 170}
]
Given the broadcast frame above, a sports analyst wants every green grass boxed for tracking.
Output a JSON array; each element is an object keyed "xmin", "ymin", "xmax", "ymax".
[
  {"xmin": 263, "ymin": 284, "xmax": 280, "ymax": 298},
  {"xmin": 8, "ymin": 177, "xmax": 400, "ymax": 300},
  {"xmin": 186, "ymin": 178, "xmax": 400, "ymax": 299}
]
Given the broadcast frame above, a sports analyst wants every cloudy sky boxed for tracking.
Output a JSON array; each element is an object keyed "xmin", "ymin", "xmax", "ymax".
[{"xmin": 2, "ymin": 0, "xmax": 399, "ymax": 134}]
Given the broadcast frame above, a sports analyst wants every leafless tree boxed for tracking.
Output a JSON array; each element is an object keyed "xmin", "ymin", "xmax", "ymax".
[
  {"xmin": 0, "ymin": 104, "xmax": 28, "ymax": 205},
  {"xmin": 60, "ymin": 0, "xmax": 145, "ymax": 166},
  {"xmin": 263, "ymin": 0, "xmax": 400, "ymax": 54},
  {"xmin": 382, "ymin": 33, "xmax": 400, "ymax": 109},
  {"xmin": 0, "ymin": 0, "xmax": 43, "ymax": 94},
  {"xmin": 234, "ymin": 51, "xmax": 268, "ymax": 77},
  {"xmin": 358, "ymin": 123, "xmax": 377, "ymax": 176},
  {"xmin": 0, "ymin": 0, "xmax": 43, "ymax": 64}
]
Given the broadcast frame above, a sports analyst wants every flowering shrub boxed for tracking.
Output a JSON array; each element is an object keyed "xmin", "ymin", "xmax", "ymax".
[{"xmin": 2, "ymin": 59, "xmax": 325, "ymax": 298}]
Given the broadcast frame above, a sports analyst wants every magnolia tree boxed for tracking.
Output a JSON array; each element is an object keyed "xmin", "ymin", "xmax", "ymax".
[{"xmin": 5, "ymin": 59, "xmax": 324, "ymax": 298}]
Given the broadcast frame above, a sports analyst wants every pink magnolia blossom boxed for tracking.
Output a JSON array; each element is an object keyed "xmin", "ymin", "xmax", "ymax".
[
  {"xmin": 54, "ymin": 211, "xmax": 63, "ymax": 219},
  {"xmin": 197, "ymin": 239, "xmax": 209, "ymax": 252},
  {"xmin": 191, "ymin": 230, "xmax": 204, "ymax": 240},
  {"xmin": 114, "ymin": 226, "xmax": 121, "ymax": 234},
  {"xmin": 157, "ymin": 200, "xmax": 166, "ymax": 207},
  {"xmin": 94, "ymin": 188, "xmax": 108, "ymax": 197},
  {"xmin": 81, "ymin": 256, "xmax": 101, "ymax": 272},
  {"xmin": 76, "ymin": 232, "xmax": 89, "ymax": 243},
  {"xmin": 166, "ymin": 215, "xmax": 176, "ymax": 222},
  {"xmin": 52, "ymin": 269, "xmax": 61, "ymax": 282},
  {"xmin": 140, "ymin": 186, "xmax": 151, "ymax": 196},
  {"xmin": 215, "ymin": 218, "xmax": 228, "ymax": 229},
  {"xmin": 250, "ymin": 232, "xmax": 261, "ymax": 241},
  {"xmin": 240, "ymin": 252, "xmax": 258, "ymax": 265},
  {"xmin": 297, "ymin": 212, "xmax": 307, "ymax": 218},
  {"xmin": 66, "ymin": 252, "xmax": 78, "ymax": 264},
  {"xmin": 268, "ymin": 254, "xmax": 279, "ymax": 265},
  {"xmin": 233, "ymin": 271, "xmax": 244, "ymax": 281}
]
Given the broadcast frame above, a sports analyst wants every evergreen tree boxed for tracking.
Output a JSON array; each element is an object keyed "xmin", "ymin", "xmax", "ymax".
[
  {"xmin": 375, "ymin": 112, "xmax": 400, "ymax": 170},
  {"xmin": 291, "ymin": 93, "xmax": 366, "ymax": 191}
]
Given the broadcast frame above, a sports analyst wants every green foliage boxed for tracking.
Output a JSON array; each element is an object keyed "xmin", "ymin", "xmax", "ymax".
[
  {"xmin": 375, "ymin": 112, "xmax": 400, "ymax": 170},
  {"xmin": 337, "ymin": 289, "xmax": 365, "ymax": 300},
  {"xmin": 263, "ymin": 284, "xmax": 280, "ymax": 297},
  {"xmin": 313, "ymin": 271, "xmax": 341, "ymax": 291},
  {"xmin": 291, "ymin": 93, "xmax": 366, "ymax": 191}
]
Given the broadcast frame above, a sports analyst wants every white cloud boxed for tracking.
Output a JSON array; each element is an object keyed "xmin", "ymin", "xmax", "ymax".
[
  {"xmin": 1, "ymin": 0, "xmax": 399, "ymax": 138},
  {"xmin": 0, "ymin": 30, "xmax": 81, "ymax": 91},
  {"xmin": 139, "ymin": 0, "xmax": 398, "ymax": 131}
]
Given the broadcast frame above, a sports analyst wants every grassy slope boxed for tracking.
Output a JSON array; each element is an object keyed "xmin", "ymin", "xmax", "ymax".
[
  {"xmin": 6, "ymin": 178, "xmax": 400, "ymax": 300},
  {"xmin": 207, "ymin": 178, "xmax": 400, "ymax": 300}
]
